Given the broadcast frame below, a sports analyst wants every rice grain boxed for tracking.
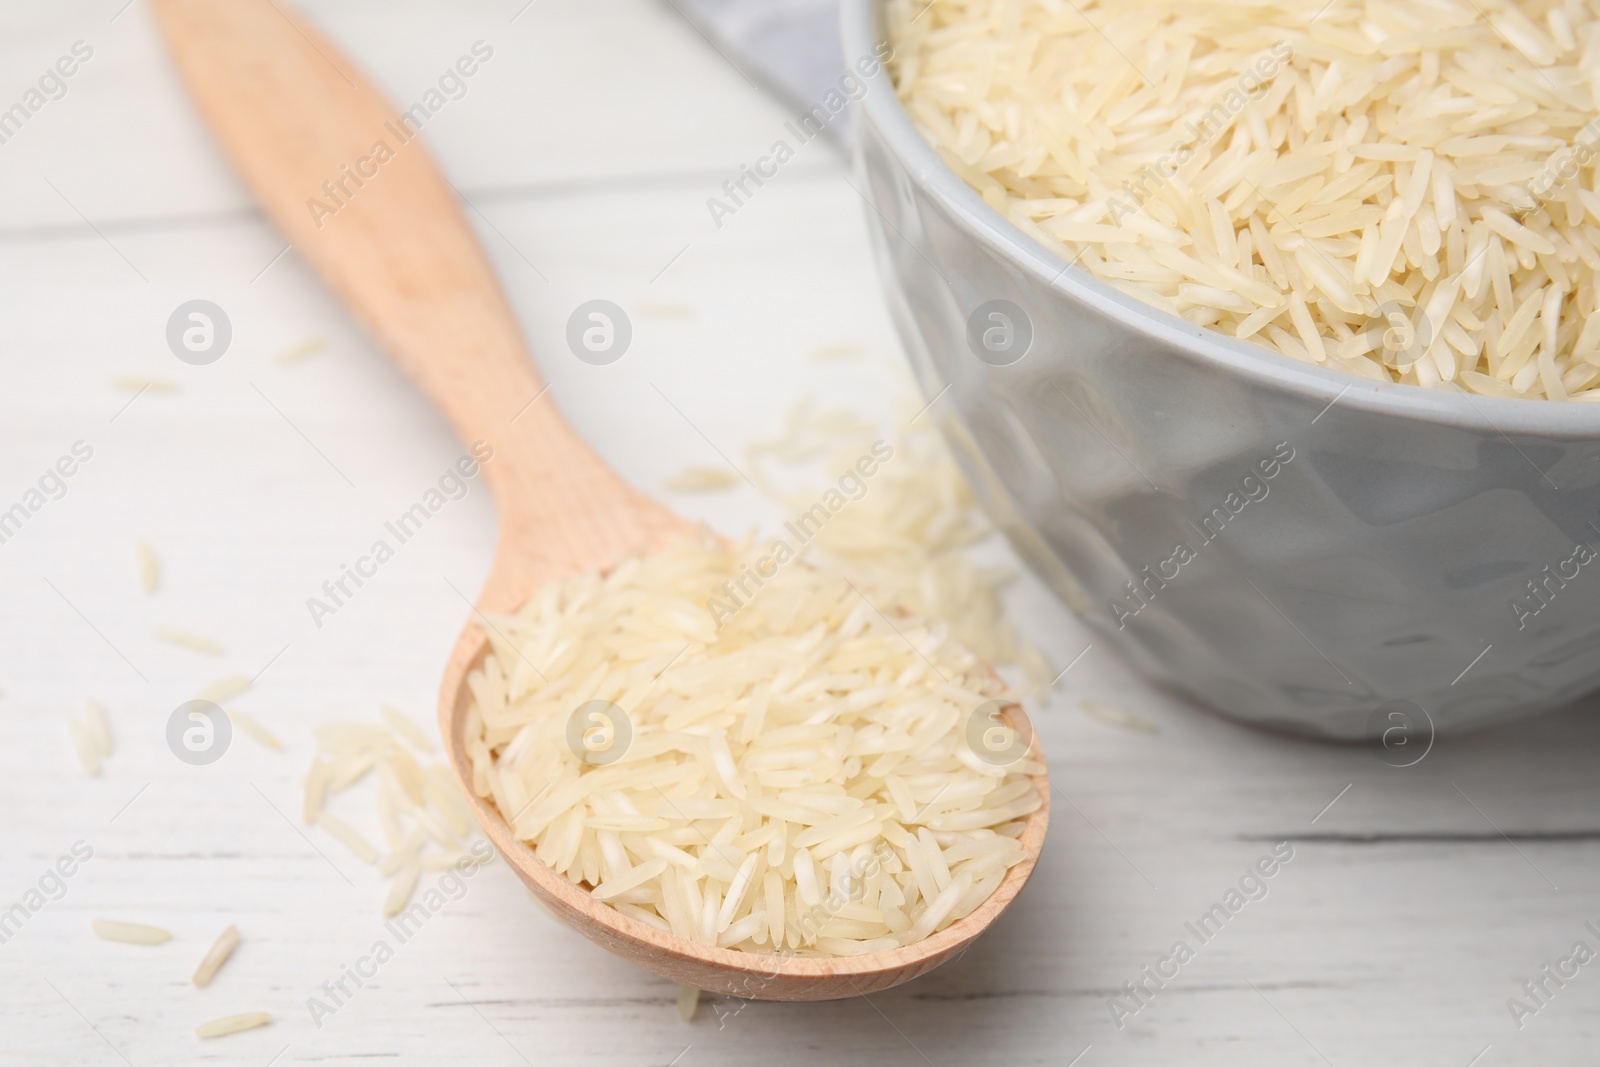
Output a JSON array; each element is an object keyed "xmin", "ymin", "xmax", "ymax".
[
  {"xmin": 228, "ymin": 709, "xmax": 283, "ymax": 751},
  {"xmin": 92, "ymin": 919, "xmax": 171, "ymax": 945},
  {"xmin": 136, "ymin": 540, "xmax": 159, "ymax": 594},
  {"xmin": 890, "ymin": 0, "xmax": 1600, "ymax": 400},
  {"xmin": 153, "ymin": 626, "xmax": 224, "ymax": 656},
  {"xmin": 194, "ymin": 1012, "xmax": 270, "ymax": 1039},
  {"xmin": 196, "ymin": 676, "xmax": 251, "ymax": 704},
  {"xmin": 317, "ymin": 813, "xmax": 378, "ymax": 865},
  {"xmin": 191, "ymin": 925, "xmax": 239, "ymax": 987}
]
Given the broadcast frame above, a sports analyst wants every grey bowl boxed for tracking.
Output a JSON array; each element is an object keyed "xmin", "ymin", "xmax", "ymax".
[{"xmin": 843, "ymin": 0, "xmax": 1600, "ymax": 739}]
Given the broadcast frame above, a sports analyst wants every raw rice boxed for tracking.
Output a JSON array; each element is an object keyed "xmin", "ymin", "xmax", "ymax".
[
  {"xmin": 317, "ymin": 813, "xmax": 378, "ymax": 864},
  {"xmin": 383, "ymin": 863, "xmax": 423, "ymax": 917},
  {"xmin": 83, "ymin": 700, "xmax": 111, "ymax": 754},
  {"xmin": 92, "ymin": 919, "xmax": 171, "ymax": 944},
  {"xmin": 228, "ymin": 709, "xmax": 283, "ymax": 751},
  {"xmin": 381, "ymin": 704, "xmax": 434, "ymax": 752},
  {"xmin": 273, "ymin": 337, "xmax": 324, "ymax": 364},
  {"xmin": 303, "ymin": 709, "xmax": 484, "ymax": 915},
  {"xmin": 664, "ymin": 466, "xmax": 741, "ymax": 493},
  {"xmin": 192, "ymin": 925, "xmax": 239, "ymax": 987},
  {"xmin": 1080, "ymin": 698, "xmax": 1159, "ymax": 734},
  {"xmin": 380, "ymin": 830, "xmax": 423, "ymax": 874},
  {"xmin": 464, "ymin": 532, "xmax": 1043, "ymax": 958},
  {"xmin": 891, "ymin": 0, "xmax": 1600, "ymax": 400},
  {"xmin": 69, "ymin": 720, "xmax": 101, "ymax": 777},
  {"xmin": 194, "ymin": 1012, "xmax": 270, "ymax": 1038},
  {"xmin": 303, "ymin": 760, "xmax": 331, "ymax": 824},
  {"xmin": 676, "ymin": 984, "xmax": 701, "ymax": 1021},
  {"xmin": 746, "ymin": 398, "xmax": 1052, "ymax": 690},
  {"xmin": 421, "ymin": 850, "xmax": 468, "ymax": 871},
  {"xmin": 136, "ymin": 540, "xmax": 159, "ymax": 594},
  {"xmin": 69, "ymin": 700, "xmax": 112, "ymax": 776},
  {"xmin": 154, "ymin": 626, "xmax": 224, "ymax": 656},
  {"xmin": 112, "ymin": 376, "xmax": 179, "ymax": 393}
]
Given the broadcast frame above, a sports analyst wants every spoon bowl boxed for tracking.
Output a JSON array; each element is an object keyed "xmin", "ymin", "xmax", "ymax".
[
  {"xmin": 441, "ymin": 625, "xmax": 1047, "ymax": 999},
  {"xmin": 154, "ymin": 0, "xmax": 1048, "ymax": 1000}
]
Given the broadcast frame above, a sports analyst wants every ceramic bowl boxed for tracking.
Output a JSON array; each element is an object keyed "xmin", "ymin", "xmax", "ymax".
[{"xmin": 843, "ymin": 0, "xmax": 1600, "ymax": 739}]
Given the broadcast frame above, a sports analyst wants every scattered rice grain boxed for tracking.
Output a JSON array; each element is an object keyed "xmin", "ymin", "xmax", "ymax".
[
  {"xmin": 191, "ymin": 925, "xmax": 239, "ymax": 987},
  {"xmin": 228, "ymin": 709, "xmax": 283, "ymax": 751},
  {"xmin": 383, "ymin": 862, "xmax": 422, "ymax": 916},
  {"xmin": 676, "ymin": 984, "xmax": 701, "ymax": 1022},
  {"xmin": 664, "ymin": 466, "xmax": 740, "ymax": 493},
  {"xmin": 154, "ymin": 626, "xmax": 224, "ymax": 656},
  {"xmin": 274, "ymin": 337, "xmax": 324, "ymax": 364},
  {"xmin": 136, "ymin": 540, "xmax": 159, "ymax": 594},
  {"xmin": 112, "ymin": 376, "xmax": 178, "ymax": 393},
  {"xmin": 194, "ymin": 1012, "xmax": 270, "ymax": 1039},
  {"xmin": 1080, "ymin": 699, "xmax": 1158, "ymax": 734},
  {"xmin": 381, "ymin": 704, "xmax": 434, "ymax": 752},
  {"xmin": 92, "ymin": 919, "xmax": 171, "ymax": 944},
  {"xmin": 317, "ymin": 813, "xmax": 378, "ymax": 864}
]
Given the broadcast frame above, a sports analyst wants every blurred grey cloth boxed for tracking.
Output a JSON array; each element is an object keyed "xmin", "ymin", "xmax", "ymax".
[{"xmin": 670, "ymin": 0, "xmax": 850, "ymax": 147}]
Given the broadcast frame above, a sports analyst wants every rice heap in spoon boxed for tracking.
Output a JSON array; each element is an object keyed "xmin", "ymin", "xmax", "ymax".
[{"xmin": 464, "ymin": 532, "xmax": 1043, "ymax": 957}]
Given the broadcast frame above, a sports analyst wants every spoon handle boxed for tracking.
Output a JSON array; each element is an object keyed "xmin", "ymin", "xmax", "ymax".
[{"xmin": 153, "ymin": 0, "xmax": 681, "ymax": 600}]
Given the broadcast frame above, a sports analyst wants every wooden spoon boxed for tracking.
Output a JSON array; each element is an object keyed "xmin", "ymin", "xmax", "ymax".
[{"xmin": 152, "ymin": 0, "xmax": 1047, "ymax": 1000}]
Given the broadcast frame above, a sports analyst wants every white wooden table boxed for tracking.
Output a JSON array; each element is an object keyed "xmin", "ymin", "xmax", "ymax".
[{"xmin": 2, "ymin": 2, "xmax": 1598, "ymax": 1064}]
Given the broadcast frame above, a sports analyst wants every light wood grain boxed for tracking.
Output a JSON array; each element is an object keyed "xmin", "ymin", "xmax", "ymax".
[{"xmin": 148, "ymin": 0, "xmax": 1048, "ymax": 1000}]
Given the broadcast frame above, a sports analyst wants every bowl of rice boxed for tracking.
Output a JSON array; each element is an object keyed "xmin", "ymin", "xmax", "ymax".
[{"xmin": 846, "ymin": 0, "xmax": 1600, "ymax": 737}]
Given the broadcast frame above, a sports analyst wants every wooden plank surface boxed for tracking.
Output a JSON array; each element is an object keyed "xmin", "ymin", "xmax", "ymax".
[{"xmin": 0, "ymin": 2, "xmax": 1597, "ymax": 1065}]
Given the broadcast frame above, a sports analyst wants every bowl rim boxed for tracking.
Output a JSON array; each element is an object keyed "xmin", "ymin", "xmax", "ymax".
[{"xmin": 840, "ymin": 0, "xmax": 1600, "ymax": 441}]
